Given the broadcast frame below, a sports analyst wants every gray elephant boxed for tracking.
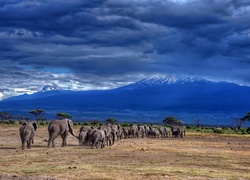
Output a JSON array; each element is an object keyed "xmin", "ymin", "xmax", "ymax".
[
  {"xmin": 149, "ymin": 126, "xmax": 160, "ymax": 138},
  {"xmin": 47, "ymin": 119, "xmax": 77, "ymax": 147},
  {"xmin": 99, "ymin": 123, "xmax": 115, "ymax": 146},
  {"xmin": 111, "ymin": 124, "xmax": 122, "ymax": 142},
  {"xmin": 144, "ymin": 125, "xmax": 150, "ymax": 138},
  {"xmin": 78, "ymin": 125, "xmax": 94, "ymax": 146},
  {"xmin": 130, "ymin": 124, "xmax": 139, "ymax": 138},
  {"xmin": 178, "ymin": 126, "xmax": 186, "ymax": 138},
  {"xmin": 138, "ymin": 125, "xmax": 146, "ymax": 138},
  {"xmin": 158, "ymin": 126, "xmax": 166, "ymax": 138},
  {"xmin": 19, "ymin": 122, "xmax": 37, "ymax": 150},
  {"xmin": 165, "ymin": 127, "xmax": 171, "ymax": 137},
  {"xmin": 87, "ymin": 129, "xmax": 106, "ymax": 149},
  {"xmin": 122, "ymin": 127, "xmax": 129, "ymax": 139},
  {"xmin": 171, "ymin": 126, "xmax": 186, "ymax": 138}
]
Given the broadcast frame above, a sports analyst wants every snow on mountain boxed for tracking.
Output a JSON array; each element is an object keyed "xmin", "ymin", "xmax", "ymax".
[
  {"xmin": 0, "ymin": 74, "xmax": 250, "ymax": 126},
  {"xmin": 123, "ymin": 74, "xmax": 208, "ymax": 90},
  {"xmin": 42, "ymin": 83, "xmax": 62, "ymax": 91}
]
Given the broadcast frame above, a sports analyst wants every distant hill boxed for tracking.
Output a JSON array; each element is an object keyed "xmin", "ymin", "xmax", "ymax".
[{"xmin": 0, "ymin": 74, "xmax": 249, "ymax": 126}]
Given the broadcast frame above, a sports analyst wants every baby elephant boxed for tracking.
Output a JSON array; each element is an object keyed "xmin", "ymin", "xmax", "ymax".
[{"xmin": 19, "ymin": 122, "xmax": 37, "ymax": 150}]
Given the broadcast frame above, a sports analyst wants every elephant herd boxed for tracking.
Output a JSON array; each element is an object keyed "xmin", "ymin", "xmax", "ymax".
[{"xmin": 19, "ymin": 119, "xmax": 186, "ymax": 150}]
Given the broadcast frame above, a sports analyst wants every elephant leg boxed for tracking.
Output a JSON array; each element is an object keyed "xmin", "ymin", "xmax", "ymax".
[
  {"xmin": 27, "ymin": 139, "xmax": 32, "ymax": 149},
  {"xmin": 48, "ymin": 138, "xmax": 53, "ymax": 148},
  {"xmin": 52, "ymin": 138, "xmax": 56, "ymax": 147},
  {"xmin": 91, "ymin": 139, "xmax": 96, "ymax": 149},
  {"xmin": 79, "ymin": 136, "xmax": 83, "ymax": 146},
  {"xmin": 101, "ymin": 139, "xmax": 105, "ymax": 148},
  {"xmin": 21, "ymin": 137, "xmax": 26, "ymax": 150},
  {"xmin": 61, "ymin": 134, "xmax": 67, "ymax": 147},
  {"xmin": 95, "ymin": 141, "xmax": 99, "ymax": 149},
  {"xmin": 48, "ymin": 134, "xmax": 57, "ymax": 148}
]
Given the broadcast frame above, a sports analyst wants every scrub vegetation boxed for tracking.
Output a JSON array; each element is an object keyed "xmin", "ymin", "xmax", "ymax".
[{"xmin": 0, "ymin": 123, "xmax": 250, "ymax": 180}]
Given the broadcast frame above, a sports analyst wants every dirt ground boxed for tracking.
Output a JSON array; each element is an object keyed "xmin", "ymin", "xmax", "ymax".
[{"xmin": 0, "ymin": 124, "xmax": 250, "ymax": 180}]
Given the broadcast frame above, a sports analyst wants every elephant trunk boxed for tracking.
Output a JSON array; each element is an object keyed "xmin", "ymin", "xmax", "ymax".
[{"xmin": 69, "ymin": 128, "xmax": 77, "ymax": 138}]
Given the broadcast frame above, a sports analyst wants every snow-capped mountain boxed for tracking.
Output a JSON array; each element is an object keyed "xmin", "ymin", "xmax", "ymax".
[
  {"xmin": 0, "ymin": 74, "xmax": 250, "ymax": 126},
  {"xmin": 42, "ymin": 83, "xmax": 62, "ymax": 91},
  {"xmin": 123, "ymin": 74, "xmax": 209, "ymax": 90}
]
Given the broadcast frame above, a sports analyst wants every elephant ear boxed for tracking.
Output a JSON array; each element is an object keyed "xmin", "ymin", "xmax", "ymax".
[
  {"xmin": 67, "ymin": 119, "xmax": 73, "ymax": 131},
  {"xmin": 32, "ymin": 122, "xmax": 37, "ymax": 131},
  {"xmin": 67, "ymin": 119, "xmax": 76, "ymax": 137}
]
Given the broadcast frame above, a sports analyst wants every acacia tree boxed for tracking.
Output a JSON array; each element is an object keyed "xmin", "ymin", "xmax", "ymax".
[
  {"xmin": 163, "ymin": 116, "xmax": 184, "ymax": 126},
  {"xmin": 244, "ymin": 112, "xmax": 250, "ymax": 120},
  {"xmin": 90, "ymin": 119, "xmax": 100, "ymax": 127},
  {"xmin": 16, "ymin": 116, "xmax": 31, "ymax": 122},
  {"xmin": 234, "ymin": 112, "xmax": 250, "ymax": 129},
  {"xmin": 0, "ymin": 112, "xmax": 8, "ymax": 123},
  {"xmin": 56, "ymin": 112, "xmax": 73, "ymax": 120},
  {"xmin": 0, "ymin": 112, "xmax": 14, "ymax": 123},
  {"xmin": 29, "ymin": 109, "xmax": 45, "ymax": 123},
  {"xmin": 106, "ymin": 118, "xmax": 118, "ymax": 124}
]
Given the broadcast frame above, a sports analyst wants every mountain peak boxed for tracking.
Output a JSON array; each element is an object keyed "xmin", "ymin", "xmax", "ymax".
[
  {"xmin": 145, "ymin": 74, "xmax": 206, "ymax": 84},
  {"xmin": 123, "ymin": 74, "xmax": 208, "ymax": 90},
  {"xmin": 42, "ymin": 83, "xmax": 62, "ymax": 91}
]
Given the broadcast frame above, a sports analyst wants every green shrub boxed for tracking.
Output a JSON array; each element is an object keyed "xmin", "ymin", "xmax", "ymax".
[
  {"xmin": 82, "ymin": 122, "xmax": 92, "ymax": 126},
  {"xmin": 246, "ymin": 127, "xmax": 250, "ymax": 134},
  {"xmin": 3, "ymin": 120, "xmax": 16, "ymax": 124},
  {"xmin": 120, "ymin": 123, "xmax": 131, "ymax": 128},
  {"xmin": 186, "ymin": 125, "xmax": 198, "ymax": 130},
  {"xmin": 201, "ymin": 129, "xmax": 214, "ymax": 133},
  {"xmin": 213, "ymin": 128, "xmax": 223, "ymax": 134},
  {"xmin": 240, "ymin": 129, "xmax": 247, "ymax": 134}
]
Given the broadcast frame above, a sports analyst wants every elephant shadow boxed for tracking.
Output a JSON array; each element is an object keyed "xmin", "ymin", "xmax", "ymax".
[{"xmin": 0, "ymin": 146, "xmax": 17, "ymax": 150}]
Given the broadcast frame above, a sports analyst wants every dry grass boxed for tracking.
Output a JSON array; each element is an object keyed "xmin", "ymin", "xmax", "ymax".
[{"xmin": 0, "ymin": 124, "xmax": 250, "ymax": 180}]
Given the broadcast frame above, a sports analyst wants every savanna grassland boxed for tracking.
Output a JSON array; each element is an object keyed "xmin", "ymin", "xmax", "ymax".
[{"xmin": 0, "ymin": 123, "xmax": 250, "ymax": 180}]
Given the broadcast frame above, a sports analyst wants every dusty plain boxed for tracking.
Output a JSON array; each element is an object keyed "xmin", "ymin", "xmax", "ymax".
[{"xmin": 0, "ymin": 124, "xmax": 250, "ymax": 180}]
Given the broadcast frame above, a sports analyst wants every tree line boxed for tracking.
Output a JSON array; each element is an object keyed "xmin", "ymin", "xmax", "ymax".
[{"xmin": 1, "ymin": 109, "xmax": 250, "ymax": 131}]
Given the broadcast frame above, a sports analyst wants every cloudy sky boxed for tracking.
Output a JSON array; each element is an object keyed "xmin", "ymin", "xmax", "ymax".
[{"xmin": 1, "ymin": 0, "xmax": 250, "ymax": 100}]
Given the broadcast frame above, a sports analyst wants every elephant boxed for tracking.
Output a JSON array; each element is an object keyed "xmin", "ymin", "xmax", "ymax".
[
  {"xmin": 122, "ymin": 127, "xmax": 129, "ymax": 139},
  {"xmin": 165, "ymin": 127, "xmax": 171, "ymax": 137},
  {"xmin": 87, "ymin": 129, "xmax": 106, "ymax": 149},
  {"xmin": 171, "ymin": 126, "xmax": 186, "ymax": 138},
  {"xmin": 149, "ymin": 126, "xmax": 160, "ymax": 138},
  {"xmin": 144, "ymin": 125, "xmax": 150, "ymax": 138},
  {"xmin": 138, "ymin": 125, "xmax": 146, "ymax": 138},
  {"xmin": 78, "ymin": 126, "xmax": 94, "ymax": 146},
  {"xmin": 158, "ymin": 126, "xmax": 166, "ymax": 138},
  {"xmin": 47, "ymin": 119, "xmax": 77, "ymax": 147},
  {"xmin": 111, "ymin": 124, "xmax": 122, "ymax": 142},
  {"xmin": 130, "ymin": 124, "xmax": 139, "ymax": 138},
  {"xmin": 178, "ymin": 126, "xmax": 186, "ymax": 138},
  {"xmin": 19, "ymin": 122, "xmax": 37, "ymax": 150},
  {"xmin": 171, "ymin": 126, "xmax": 179, "ymax": 137},
  {"xmin": 98, "ymin": 123, "xmax": 115, "ymax": 146},
  {"xmin": 79, "ymin": 131, "xmax": 88, "ymax": 146}
]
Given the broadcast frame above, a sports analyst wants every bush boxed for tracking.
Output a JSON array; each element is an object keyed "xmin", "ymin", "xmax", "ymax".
[
  {"xmin": 213, "ymin": 128, "xmax": 223, "ymax": 134},
  {"xmin": 39, "ymin": 122, "xmax": 46, "ymax": 126},
  {"xmin": 120, "ymin": 123, "xmax": 131, "ymax": 128},
  {"xmin": 240, "ymin": 129, "xmax": 247, "ymax": 134},
  {"xmin": 246, "ymin": 127, "xmax": 250, "ymax": 134},
  {"xmin": 3, "ymin": 120, "xmax": 16, "ymax": 124},
  {"xmin": 186, "ymin": 125, "xmax": 197, "ymax": 130},
  {"xmin": 83, "ymin": 122, "xmax": 92, "ymax": 126}
]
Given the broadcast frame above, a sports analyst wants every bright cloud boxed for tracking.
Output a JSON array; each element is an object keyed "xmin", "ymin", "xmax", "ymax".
[{"xmin": 0, "ymin": 0, "xmax": 250, "ymax": 99}]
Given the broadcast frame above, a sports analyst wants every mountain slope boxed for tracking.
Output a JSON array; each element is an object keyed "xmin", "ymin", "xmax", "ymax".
[{"xmin": 0, "ymin": 75, "xmax": 249, "ymax": 125}]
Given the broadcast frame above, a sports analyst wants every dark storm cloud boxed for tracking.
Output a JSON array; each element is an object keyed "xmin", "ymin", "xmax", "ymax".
[{"xmin": 0, "ymin": 0, "xmax": 250, "ymax": 99}]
